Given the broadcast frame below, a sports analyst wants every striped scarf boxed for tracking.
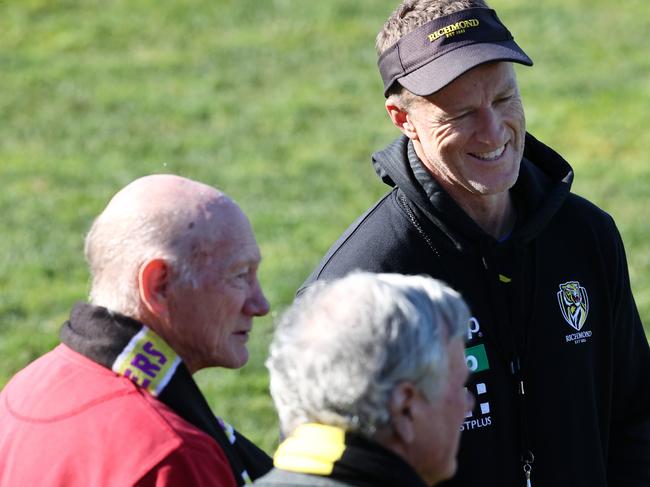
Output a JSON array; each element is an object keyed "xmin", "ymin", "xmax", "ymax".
[{"xmin": 59, "ymin": 302, "xmax": 272, "ymax": 486}]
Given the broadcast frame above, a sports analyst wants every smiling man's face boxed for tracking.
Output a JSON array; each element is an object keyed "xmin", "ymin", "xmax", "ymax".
[{"xmin": 406, "ymin": 62, "xmax": 526, "ymax": 202}]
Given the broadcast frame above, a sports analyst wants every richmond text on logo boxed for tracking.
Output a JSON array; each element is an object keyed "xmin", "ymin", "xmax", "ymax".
[{"xmin": 428, "ymin": 19, "xmax": 479, "ymax": 41}]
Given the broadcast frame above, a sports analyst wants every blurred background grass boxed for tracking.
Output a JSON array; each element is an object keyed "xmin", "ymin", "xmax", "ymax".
[{"xmin": 1, "ymin": 0, "xmax": 648, "ymax": 453}]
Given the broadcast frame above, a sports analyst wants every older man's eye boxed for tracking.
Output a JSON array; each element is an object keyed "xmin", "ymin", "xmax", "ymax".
[
  {"xmin": 235, "ymin": 268, "xmax": 252, "ymax": 280},
  {"xmin": 495, "ymin": 92, "xmax": 516, "ymax": 104}
]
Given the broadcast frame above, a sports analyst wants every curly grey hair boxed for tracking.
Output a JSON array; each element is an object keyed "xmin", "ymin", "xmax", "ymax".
[{"xmin": 267, "ymin": 272, "xmax": 470, "ymax": 438}]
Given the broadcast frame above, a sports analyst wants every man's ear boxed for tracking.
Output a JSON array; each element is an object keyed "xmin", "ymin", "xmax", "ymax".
[
  {"xmin": 139, "ymin": 259, "xmax": 171, "ymax": 320},
  {"xmin": 385, "ymin": 100, "xmax": 419, "ymax": 140},
  {"xmin": 389, "ymin": 382, "xmax": 418, "ymax": 445}
]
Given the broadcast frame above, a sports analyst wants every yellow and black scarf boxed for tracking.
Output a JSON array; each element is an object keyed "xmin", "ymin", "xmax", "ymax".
[
  {"xmin": 59, "ymin": 302, "xmax": 272, "ymax": 486},
  {"xmin": 271, "ymin": 423, "xmax": 427, "ymax": 487}
]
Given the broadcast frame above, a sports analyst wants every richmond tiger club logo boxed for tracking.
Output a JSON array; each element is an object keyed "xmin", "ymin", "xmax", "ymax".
[{"xmin": 557, "ymin": 281, "xmax": 592, "ymax": 344}]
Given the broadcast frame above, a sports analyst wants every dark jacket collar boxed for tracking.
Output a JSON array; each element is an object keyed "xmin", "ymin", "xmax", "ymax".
[{"xmin": 371, "ymin": 132, "xmax": 573, "ymax": 248}]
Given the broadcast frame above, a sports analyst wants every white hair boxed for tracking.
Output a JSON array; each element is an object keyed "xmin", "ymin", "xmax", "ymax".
[
  {"xmin": 84, "ymin": 204, "xmax": 215, "ymax": 318},
  {"xmin": 267, "ymin": 271, "xmax": 470, "ymax": 437}
]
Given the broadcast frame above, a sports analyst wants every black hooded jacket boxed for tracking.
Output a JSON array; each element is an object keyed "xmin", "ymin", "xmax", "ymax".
[{"xmin": 301, "ymin": 133, "xmax": 650, "ymax": 486}]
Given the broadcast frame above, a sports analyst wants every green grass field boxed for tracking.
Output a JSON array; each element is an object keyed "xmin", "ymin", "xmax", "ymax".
[{"xmin": 1, "ymin": 0, "xmax": 649, "ymax": 453}]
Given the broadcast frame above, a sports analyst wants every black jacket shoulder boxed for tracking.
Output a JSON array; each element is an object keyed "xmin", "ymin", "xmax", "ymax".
[{"xmin": 299, "ymin": 189, "xmax": 434, "ymax": 293}]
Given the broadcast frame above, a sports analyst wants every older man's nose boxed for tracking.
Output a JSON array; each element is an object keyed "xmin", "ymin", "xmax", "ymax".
[{"xmin": 245, "ymin": 280, "xmax": 270, "ymax": 317}]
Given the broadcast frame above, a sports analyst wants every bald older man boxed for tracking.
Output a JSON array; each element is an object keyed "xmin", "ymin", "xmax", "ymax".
[{"xmin": 0, "ymin": 175, "xmax": 272, "ymax": 486}]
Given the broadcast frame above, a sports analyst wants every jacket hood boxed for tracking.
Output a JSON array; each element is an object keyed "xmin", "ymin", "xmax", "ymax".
[{"xmin": 371, "ymin": 132, "xmax": 574, "ymax": 246}]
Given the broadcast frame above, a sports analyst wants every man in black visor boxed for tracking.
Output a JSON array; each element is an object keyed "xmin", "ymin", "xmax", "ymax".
[{"xmin": 300, "ymin": 1, "xmax": 650, "ymax": 486}]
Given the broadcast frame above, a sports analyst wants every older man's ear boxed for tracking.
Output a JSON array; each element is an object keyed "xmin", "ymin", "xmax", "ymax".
[{"xmin": 138, "ymin": 259, "xmax": 171, "ymax": 323}]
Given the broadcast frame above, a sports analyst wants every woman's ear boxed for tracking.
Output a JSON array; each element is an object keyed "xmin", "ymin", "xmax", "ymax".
[{"xmin": 388, "ymin": 382, "xmax": 418, "ymax": 445}]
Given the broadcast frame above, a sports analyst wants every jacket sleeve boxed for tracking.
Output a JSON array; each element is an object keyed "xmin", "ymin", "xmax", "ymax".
[
  {"xmin": 606, "ymin": 222, "xmax": 650, "ymax": 485},
  {"xmin": 136, "ymin": 441, "xmax": 238, "ymax": 487}
]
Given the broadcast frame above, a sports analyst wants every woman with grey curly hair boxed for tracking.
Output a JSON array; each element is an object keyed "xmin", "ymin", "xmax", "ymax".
[{"xmin": 256, "ymin": 272, "xmax": 473, "ymax": 487}]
